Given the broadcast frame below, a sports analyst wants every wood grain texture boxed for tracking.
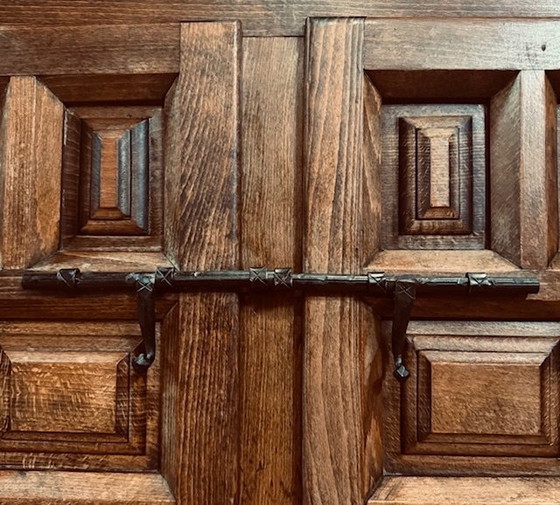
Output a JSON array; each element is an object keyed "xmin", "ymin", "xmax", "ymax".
[
  {"xmin": 161, "ymin": 295, "xmax": 239, "ymax": 505},
  {"xmin": 0, "ymin": 321, "xmax": 160, "ymax": 470},
  {"xmin": 364, "ymin": 19, "xmax": 560, "ymax": 70},
  {"xmin": 303, "ymin": 18, "xmax": 381, "ymax": 505},
  {"xmin": 0, "ymin": 24, "xmax": 179, "ymax": 76},
  {"xmin": 40, "ymin": 74, "xmax": 177, "ymax": 104},
  {"xmin": 491, "ymin": 71, "xmax": 556, "ymax": 268},
  {"xmin": 362, "ymin": 76, "xmax": 383, "ymax": 261},
  {"xmin": 31, "ymin": 251, "xmax": 172, "ymax": 272},
  {"xmin": 3, "ymin": 2, "xmax": 560, "ymax": 36},
  {"xmin": 369, "ymin": 476, "xmax": 560, "ymax": 505},
  {"xmin": 366, "ymin": 70, "xmax": 518, "ymax": 101},
  {"xmin": 383, "ymin": 321, "xmax": 560, "ymax": 475},
  {"xmin": 7, "ymin": 351, "xmax": 125, "ymax": 434},
  {"xmin": 406, "ymin": 340, "xmax": 557, "ymax": 456},
  {"xmin": 0, "ymin": 76, "xmax": 63, "ymax": 269},
  {"xmin": 367, "ymin": 250, "xmax": 518, "ymax": 273},
  {"xmin": 163, "ymin": 22, "xmax": 240, "ymax": 270},
  {"xmin": 61, "ymin": 106, "xmax": 163, "ymax": 250},
  {"xmin": 161, "ymin": 22, "xmax": 240, "ymax": 505},
  {"xmin": 519, "ymin": 71, "xmax": 558, "ymax": 266},
  {"xmin": 240, "ymin": 37, "xmax": 303, "ymax": 505},
  {"xmin": 381, "ymin": 104, "xmax": 486, "ymax": 250},
  {"xmin": 0, "ymin": 471, "xmax": 174, "ymax": 505}
]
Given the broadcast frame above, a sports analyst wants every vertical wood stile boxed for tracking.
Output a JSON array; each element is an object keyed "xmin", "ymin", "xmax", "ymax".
[
  {"xmin": 0, "ymin": 76, "xmax": 63, "ymax": 268},
  {"xmin": 240, "ymin": 38, "xmax": 304, "ymax": 505},
  {"xmin": 161, "ymin": 21, "xmax": 241, "ymax": 505},
  {"xmin": 303, "ymin": 17, "xmax": 381, "ymax": 505},
  {"xmin": 362, "ymin": 75, "xmax": 383, "ymax": 262},
  {"xmin": 491, "ymin": 70, "xmax": 558, "ymax": 268}
]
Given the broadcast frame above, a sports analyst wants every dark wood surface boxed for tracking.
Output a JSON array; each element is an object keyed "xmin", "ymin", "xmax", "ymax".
[
  {"xmin": 0, "ymin": 322, "xmax": 160, "ymax": 471},
  {"xmin": 0, "ymin": 471, "xmax": 175, "ymax": 505},
  {"xmin": 303, "ymin": 17, "xmax": 382, "ymax": 505},
  {"xmin": 240, "ymin": 36, "xmax": 303, "ymax": 505},
  {"xmin": 369, "ymin": 476, "xmax": 560, "ymax": 505},
  {"xmin": 0, "ymin": 77, "xmax": 63, "ymax": 268},
  {"xmin": 1, "ymin": 5, "xmax": 560, "ymax": 505},
  {"xmin": 160, "ymin": 21, "xmax": 241, "ymax": 505},
  {"xmin": 3, "ymin": 2, "xmax": 560, "ymax": 36}
]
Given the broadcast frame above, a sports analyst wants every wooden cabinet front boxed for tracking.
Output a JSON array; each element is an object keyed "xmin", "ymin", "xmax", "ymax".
[{"xmin": 0, "ymin": 6, "xmax": 559, "ymax": 505}]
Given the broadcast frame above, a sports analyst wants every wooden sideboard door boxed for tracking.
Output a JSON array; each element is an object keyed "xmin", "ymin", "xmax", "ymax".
[
  {"xmin": 303, "ymin": 16, "xmax": 560, "ymax": 505},
  {"xmin": 1, "ymin": 11, "xmax": 560, "ymax": 505},
  {"xmin": 0, "ymin": 22, "xmax": 241, "ymax": 505}
]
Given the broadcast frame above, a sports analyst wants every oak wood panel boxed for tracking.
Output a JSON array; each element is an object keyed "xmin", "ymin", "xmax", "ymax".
[
  {"xmin": 40, "ymin": 74, "xmax": 177, "ymax": 104},
  {"xmin": 240, "ymin": 37, "xmax": 303, "ymax": 505},
  {"xmin": 161, "ymin": 22, "xmax": 240, "ymax": 505},
  {"xmin": 7, "ymin": 351, "xmax": 125, "ymax": 434},
  {"xmin": 60, "ymin": 109, "xmax": 81, "ymax": 243},
  {"xmin": 31, "ymin": 251, "xmax": 172, "ymax": 272},
  {"xmin": 363, "ymin": 19, "xmax": 560, "ymax": 70},
  {"xmin": 0, "ymin": 322, "xmax": 160, "ymax": 470},
  {"xmin": 362, "ymin": 76, "xmax": 382, "ymax": 261},
  {"xmin": 404, "ymin": 343, "xmax": 559, "ymax": 456},
  {"xmin": 303, "ymin": 18, "xmax": 381, "ymax": 505},
  {"xmin": 367, "ymin": 250, "xmax": 518, "ymax": 273},
  {"xmin": 0, "ymin": 471, "xmax": 175, "ymax": 505},
  {"xmin": 163, "ymin": 22, "xmax": 240, "ymax": 270},
  {"xmin": 0, "ymin": 76, "xmax": 63, "ymax": 269},
  {"xmin": 367, "ymin": 70, "xmax": 518, "ymax": 101},
  {"xmin": 61, "ymin": 105, "xmax": 163, "ymax": 250},
  {"xmin": 161, "ymin": 296, "xmax": 239, "ymax": 505},
  {"xmin": 384, "ymin": 322, "xmax": 560, "ymax": 475},
  {"xmin": 0, "ymin": 25, "xmax": 180, "ymax": 76},
  {"xmin": 490, "ymin": 71, "xmax": 557, "ymax": 268},
  {"xmin": 381, "ymin": 104, "xmax": 486, "ymax": 250},
  {"xmin": 489, "ymin": 76, "xmax": 521, "ymax": 265},
  {"xmin": 428, "ymin": 359, "xmax": 544, "ymax": 436},
  {"xmin": 369, "ymin": 476, "xmax": 560, "ymax": 505},
  {"xmin": 2, "ymin": 2, "xmax": 560, "ymax": 36}
]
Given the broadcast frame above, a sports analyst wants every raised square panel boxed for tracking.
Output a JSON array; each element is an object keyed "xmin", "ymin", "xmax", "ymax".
[
  {"xmin": 0, "ymin": 322, "xmax": 160, "ymax": 471},
  {"xmin": 408, "ymin": 338, "xmax": 558, "ymax": 456},
  {"xmin": 382, "ymin": 104, "xmax": 486, "ymax": 250},
  {"xmin": 384, "ymin": 321, "xmax": 560, "ymax": 466}
]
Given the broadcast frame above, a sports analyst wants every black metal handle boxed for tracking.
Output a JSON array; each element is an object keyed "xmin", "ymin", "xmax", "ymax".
[
  {"xmin": 128, "ymin": 273, "xmax": 156, "ymax": 373},
  {"xmin": 392, "ymin": 279, "xmax": 416, "ymax": 382},
  {"xmin": 21, "ymin": 268, "xmax": 540, "ymax": 376}
]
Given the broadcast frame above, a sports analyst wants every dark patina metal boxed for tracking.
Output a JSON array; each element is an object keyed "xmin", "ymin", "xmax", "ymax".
[{"xmin": 22, "ymin": 268, "xmax": 540, "ymax": 377}]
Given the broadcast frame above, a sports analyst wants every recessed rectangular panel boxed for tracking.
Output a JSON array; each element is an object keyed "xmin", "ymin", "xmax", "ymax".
[
  {"xmin": 383, "ymin": 321, "xmax": 560, "ymax": 469},
  {"xmin": 0, "ymin": 322, "xmax": 160, "ymax": 471},
  {"xmin": 61, "ymin": 106, "xmax": 163, "ymax": 251},
  {"xmin": 76, "ymin": 111, "xmax": 155, "ymax": 235},
  {"xmin": 382, "ymin": 104, "xmax": 486, "ymax": 250}
]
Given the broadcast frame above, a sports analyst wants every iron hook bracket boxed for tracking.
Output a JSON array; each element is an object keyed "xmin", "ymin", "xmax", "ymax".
[
  {"xmin": 21, "ymin": 268, "xmax": 540, "ymax": 377},
  {"xmin": 127, "ymin": 272, "xmax": 156, "ymax": 373}
]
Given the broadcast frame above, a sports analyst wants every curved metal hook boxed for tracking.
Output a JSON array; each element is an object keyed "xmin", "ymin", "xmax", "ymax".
[
  {"xmin": 129, "ymin": 273, "xmax": 156, "ymax": 373},
  {"xmin": 392, "ymin": 279, "xmax": 416, "ymax": 382}
]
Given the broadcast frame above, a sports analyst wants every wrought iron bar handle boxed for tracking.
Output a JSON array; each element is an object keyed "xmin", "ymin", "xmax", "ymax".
[
  {"xmin": 21, "ymin": 268, "xmax": 540, "ymax": 376},
  {"xmin": 23, "ymin": 268, "xmax": 540, "ymax": 294}
]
